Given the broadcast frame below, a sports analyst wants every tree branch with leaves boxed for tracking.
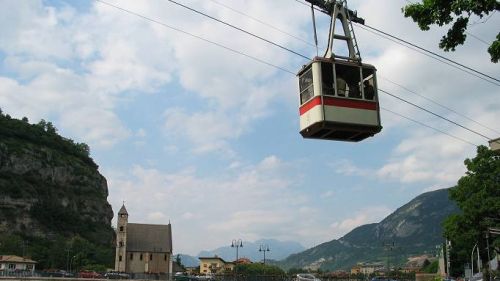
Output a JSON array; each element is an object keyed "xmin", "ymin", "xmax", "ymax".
[{"xmin": 403, "ymin": 0, "xmax": 500, "ymax": 62}]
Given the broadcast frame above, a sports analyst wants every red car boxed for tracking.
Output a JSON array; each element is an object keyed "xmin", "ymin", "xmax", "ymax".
[{"xmin": 78, "ymin": 270, "xmax": 102, "ymax": 278}]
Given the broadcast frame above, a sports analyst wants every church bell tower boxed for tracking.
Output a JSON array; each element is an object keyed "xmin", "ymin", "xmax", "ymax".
[{"xmin": 115, "ymin": 204, "xmax": 128, "ymax": 272}]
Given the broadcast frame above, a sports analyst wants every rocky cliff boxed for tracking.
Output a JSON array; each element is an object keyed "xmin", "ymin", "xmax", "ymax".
[{"xmin": 0, "ymin": 113, "xmax": 114, "ymax": 253}]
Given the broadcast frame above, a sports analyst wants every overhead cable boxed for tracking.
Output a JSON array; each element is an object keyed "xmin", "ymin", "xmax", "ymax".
[
  {"xmin": 379, "ymin": 76, "xmax": 500, "ymax": 135},
  {"xmin": 206, "ymin": 0, "xmax": 316, "ymax": 48},
  {"xmin": 381, "ymin": 107, "xmax": 479, "ymax": 147},
  {"xmin": 354, "ymin": 24, "xmax": 500, "ymax": 87},
  {"xmin": 358, "ymin": 23, "xmax": 500, "ymax": 86},
  {"xmin": 404, "ymin": 0, "xmax": 494, "ymax": 46},
  {"xmin": 379, "ymin": 89, "xmax": 493, "ymax": 140},
  {"xmin": 93, "ymin": 0, "xmax": 490, "ymax": 147},
  {"xmin": 295, "ymin": 0, "xmax": 500, "ymax": 86},
  {"xmin": 93, "ymin": 0, "xmax": 296, "ymax": 75},
  {"xmin": 164, "ymin": 0, "xmax": 310, "ymax": 60},
  {"xmin": 203, "ymin": 0, "xmax": 499, "ymax": 134}
]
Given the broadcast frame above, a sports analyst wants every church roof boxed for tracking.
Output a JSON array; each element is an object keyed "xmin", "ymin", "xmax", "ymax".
[
  {"xmin": 118, "ymin": 204, "xmax": 128, "ymax": 215},
  {"xmin": 127, "ymin": 223, "xmax": 172, "ymax": 253}
]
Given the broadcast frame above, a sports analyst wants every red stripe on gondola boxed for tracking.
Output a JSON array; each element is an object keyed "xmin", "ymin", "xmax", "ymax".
[
  {"xmin": 323, "ymin": 96, "xmax": 378, "ymax": 110},
  {"xmin": 299, "ymin": 96, "xmax": 378, "ymax": 115},
  {"xmin": 299, "ymin": 96, "xmax": 322, "ymax": 115}
]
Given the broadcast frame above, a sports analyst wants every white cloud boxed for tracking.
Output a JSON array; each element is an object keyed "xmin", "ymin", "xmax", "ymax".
[
  {"xmin": 332, "ymin": 159, "xmax": 372, "ymax": 177},
  {"xmin": 106, "ymin": 155, "xmax": 336, "ymax": 254},
  {"xmin": 0, "ymin": 0, "xmax": 176, "ymax": 148},
  {"xmin": 329, "ymin": 206, "xmax": 392, "ymax": 238},
  {"xmin": 2, "ymin": 0, "xmax": 498, "ymax": 257}
]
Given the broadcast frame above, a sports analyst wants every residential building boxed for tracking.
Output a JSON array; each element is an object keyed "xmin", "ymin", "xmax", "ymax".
[
  {"xmin": 351, "ymin": 262, "xmax": 384, "ymax": 275},
  {"xmin": 199, "ymin": 256, "xmax": 234, "ymax": 274},
  {"xmin": 114, "ymin": 204, "xmax": 173, "ymax": 274},
  {"xmin": 489, "ymin": 137, "xmax": 500, "ymax": 152},
  {"xmin": 0, "ymin": 255, "xmax": 36, "ymax": 272}
]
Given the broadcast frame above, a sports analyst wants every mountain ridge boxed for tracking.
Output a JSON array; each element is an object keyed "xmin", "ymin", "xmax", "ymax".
[{"xmin": 277, "ymin": 188, "xmax": 459, "ymax": 270}]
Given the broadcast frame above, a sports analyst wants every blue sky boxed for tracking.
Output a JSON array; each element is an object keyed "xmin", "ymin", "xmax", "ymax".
[{"xmin": 0, "ymin": 0, "xmax": 498, "ymax": 256}]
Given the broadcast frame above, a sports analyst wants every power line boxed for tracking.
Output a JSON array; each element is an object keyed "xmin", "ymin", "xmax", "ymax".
[
  {"xmin": 404, "ymin": 0, "xmax": 494, "ymax": 45},
  {"xmin": 200, "ymin": 0, "xmax": 499, "ymax": 135},
  {"xmin": 94, "ymin": 0, "xmax": 494, "ymax": 146},
  {"xmin": 93, "ymin": 0, "xmax": 296, "ymax": 75},
  {"xmin": 354, "ymin": 24, "xmax": 499, "ymax": 87},
  {"xmin": 358, "ymin": 23, "xmax": 500, "ymax": 86},
  {"xmin": 379, "ymin": 76, "xmax": 500, "ymax": 135},
  {"xmin": 295, "ymin": 0, "xmax": 500, "ymax": 86},
  {"xmin": 206, "ymin": 0, "xmax": 316, "ymax": 48},
  {"xmin": 381, "ymin": 107, "xmax": 479, "ymax": 147},
  {"xmin": 379, "ymin": 89, "xmax": 493, "ymax": 140},
  {"xmin": 164, "ymin": 0, "xmax": 310, "ymax": 60},
  {"xmin": 465, "ymin": 31, "xmax": 489, "ymax": 45}
]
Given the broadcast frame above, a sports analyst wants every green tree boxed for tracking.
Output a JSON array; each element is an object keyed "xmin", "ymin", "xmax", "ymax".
[
  {"xmin": 402, "ymin": 0, "xmax": 500, "ymax": 62},
  {"xmin": 443, "ymin": 146, "xmax": 500, "ymax": 276},
  {"xmin": 422, "ymin": 260, "xmax": 439, "ymax": 273},
  {"xmin": 234, "ymin": 263, "xmax": 285, "ymax": 276},
  {"xmin": 175, "ymin": 254, "xmax": 186, "ymax": 270}
]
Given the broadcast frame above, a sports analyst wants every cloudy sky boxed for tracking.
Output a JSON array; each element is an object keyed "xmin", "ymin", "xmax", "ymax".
[{"xmin": 1, "ymin": 0, "xmax": 498, "ymax": 256}]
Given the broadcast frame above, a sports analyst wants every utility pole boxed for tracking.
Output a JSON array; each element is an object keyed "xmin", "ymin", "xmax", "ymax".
[
  {"xmin": 383, "ymin": 241, "xmax": 395, "ymax": 274},
  {"xmin": 66, "ymin": 249, "xmax": 71, "ymax": 272},
  {"xmin": 21, "ymin": 240, "xmax": 28, "ymax": 259}
]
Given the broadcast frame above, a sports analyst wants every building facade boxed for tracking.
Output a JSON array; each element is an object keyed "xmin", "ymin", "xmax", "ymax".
[
  {"xmin": 0, "ymin": 255, "xmax": 36, "ymax": 272},
  {"xmin": 115, "ymin": 205, "xmax": 173, "ymax": 274},
  {"xmin": 199, "ymin": 257, "xmax": 234, "ymax": 274}
]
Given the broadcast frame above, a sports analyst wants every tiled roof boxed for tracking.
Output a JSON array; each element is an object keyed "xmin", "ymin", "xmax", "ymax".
[
  {"xmin": 126, "ymin": 223, "xmax": 172, "ymax": 253},
  {"xmin": 118, "ymin": 204, "xmax": 128, "ymax": 215},
  {"xmin": 198, "ymin": 256, "xmax": 226, "ymax": 263},
  {"xmin": 0, "ymin": 255, "xmax": 36, "ymax": 264}
]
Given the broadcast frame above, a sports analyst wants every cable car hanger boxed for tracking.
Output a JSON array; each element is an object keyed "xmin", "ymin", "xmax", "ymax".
[{"xmin": 297, "ymin": 0, "xmax": 382, "ymax": 142}]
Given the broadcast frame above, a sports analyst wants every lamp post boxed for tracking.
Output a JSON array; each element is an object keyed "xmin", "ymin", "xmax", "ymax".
[
  {"xmin": 259, "ymin": 244, "xmax": 270, "ymax": 265},
  {"xmin": 471, "ymin": 243, "xmax": 478, "ymax": 276},
  {"xmin": 70, "ymin": 255, "xmax": 77, "ymax": 274},
  {"xmin": 231, "ymin": 239, "xmax": 243, "ymax": 262}
]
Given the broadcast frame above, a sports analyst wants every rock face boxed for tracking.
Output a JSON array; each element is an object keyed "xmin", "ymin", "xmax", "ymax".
[
  {"xmin": 0, "ymin": 131, "xmax": 114, "ymax": 245},
  {"xmin": 278, "ymin": 189, "xmax": 459, "ymax": 270}
]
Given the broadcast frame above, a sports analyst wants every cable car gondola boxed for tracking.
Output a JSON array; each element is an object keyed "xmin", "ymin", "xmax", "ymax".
[{"xmin": 298, "ymin": 0, "xmax": 382, "ymax": 142}]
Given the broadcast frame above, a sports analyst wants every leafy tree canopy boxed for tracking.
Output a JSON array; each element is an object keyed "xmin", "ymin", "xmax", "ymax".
[
  {"xmin": 234, "ymin": 263, "xmax": 285, "ymax": 276},
  {"xmin": 0, "ymin": 108, "xmax": 97, "ymax": 168},
  {"xmin": 443, "ymin": 145, "xmax": 500, "ymax": 276},
  {"xmin": 402, "ymin": 0, "xmax": 500, "ymax": 62}
]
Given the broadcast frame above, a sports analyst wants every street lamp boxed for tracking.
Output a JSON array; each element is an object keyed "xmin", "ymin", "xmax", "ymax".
[
  {"xmin": 70, "ymin": 255, "xmax": 77, "ymax": 274},
  {"xmin": 259, "ymin": 244, "xmax": 270, "ymax": 265},
  {"xmin": 231, "ymin": 239, "xmax": 243, "ymax": 262}
]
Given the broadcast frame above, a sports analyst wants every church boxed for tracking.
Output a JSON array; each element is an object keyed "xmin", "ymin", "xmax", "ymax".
[{"xmin": 114, "ymin": 204, "xmax": 173, "ymax": 275}]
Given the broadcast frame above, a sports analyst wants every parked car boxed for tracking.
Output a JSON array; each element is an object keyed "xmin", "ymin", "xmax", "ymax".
[
  {"xmin": 78, "ymin": 270, "xmax": 102, "ymax": 278},
  {"xmin": 296, "ymin": 273, "xmax": 321, "ymax": 281},
  {"xmin": 371, "ymin": 277, "xmax": 398, "ymax": 281},
  {"xmin": 470, "ymin": 273, "xmax": 483, "ymax": 281},
  {"xmin": 43, "ymin": 269, "xmax": 73, "ymax": 277},
  {"xmin": 104, "ymin": 271, "xmax": 129, "ymax": 279}
]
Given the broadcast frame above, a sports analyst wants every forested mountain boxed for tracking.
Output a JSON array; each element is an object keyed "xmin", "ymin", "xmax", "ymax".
[{"xmin": 278, "ymin": 188, "xmax": 459, "ymax": 270}]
